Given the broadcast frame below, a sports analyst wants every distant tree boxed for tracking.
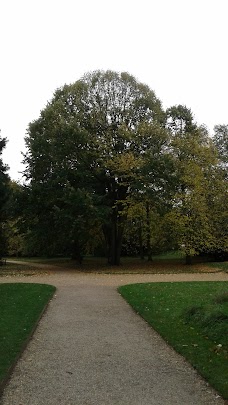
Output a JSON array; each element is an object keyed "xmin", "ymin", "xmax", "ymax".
[
  {"xmin": 205, "ymin": 165, "xmax": 228, "ymax": 260},
  {"xmin": 213, "ymin": 124, "xmax": 228, "ymax": 163},
  {"xmin": 164, "ymin": 109, "xmax": 227, "ymax": 263},
  {"xmin": 122, "ymin": 200, "xmax": 168, "ymax": 259},
  {"xmin": 0, "ymin": 133, "xmax": 10, "ymax": 258},
  {"xmin": 213, "ymin": 125, "xmax": 228, "ymax": 185},
  {"xmin": 4, "ymin": 181, "xmax": 27, "ymax": 257},
  {"xmin": 166, "ymin": 104, "xmax": 197, "ymax": 135}
]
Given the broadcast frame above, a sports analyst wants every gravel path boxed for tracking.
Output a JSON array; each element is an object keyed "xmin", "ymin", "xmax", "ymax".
[{"xmin": 0, "ymin": 270, "xmax": 227, "ymax": 405}]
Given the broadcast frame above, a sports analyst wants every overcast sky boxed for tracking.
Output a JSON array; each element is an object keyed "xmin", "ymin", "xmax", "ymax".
[{"xmin": 1, "ymin": 0, "xmax": 228, "ymax": 180}]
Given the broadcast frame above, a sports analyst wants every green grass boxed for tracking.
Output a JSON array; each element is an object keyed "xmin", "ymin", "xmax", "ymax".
[
  {"xmin": 118, "ymin": 282, "xmax": 228, "ymax": 399},
  {"xmin": 207, "ymin": 261, "xmax": 228, "ymax": 272},
  {"xmin": 6, "ymin": 252, "xmax": 222, "ymax": 276},
  {"xmin": 153, "ymin": 250, "xmax": 186, "ymax": 260},
  {"xmin": 6, "ymin": 252, "xmax": 227, "ymax": 274},
  {"xmin": 0, "ymin": 283, "xmax": 56, "ymax": 388}
]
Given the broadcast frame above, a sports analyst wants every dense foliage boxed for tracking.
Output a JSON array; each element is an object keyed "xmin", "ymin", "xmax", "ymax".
[
  {"xmin": 3, "ymin": 70, "xmax": 228, "ymax": 264},
  {"xmin": 22, "ymin": 71, "xmax": 170, "ymax": 264}
]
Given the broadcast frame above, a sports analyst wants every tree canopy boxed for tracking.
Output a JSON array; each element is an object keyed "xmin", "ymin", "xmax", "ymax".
[
  {"xmin": 5, "ymin": 70, "xmax": 225, "ymax": 264},
  {"xmin": 23, "ymin": 71, "xmax": 171, "ymax": 264}
]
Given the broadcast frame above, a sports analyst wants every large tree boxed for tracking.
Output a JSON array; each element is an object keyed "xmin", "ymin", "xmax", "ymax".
[{"xmin": 23, "ymin": 70, "xmax": 168, "ymax": 264}]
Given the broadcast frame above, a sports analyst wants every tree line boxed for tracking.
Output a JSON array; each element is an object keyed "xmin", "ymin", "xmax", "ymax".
[{"xmin": 0, "ymin": 71, "xmax": 227, "ymax": 265}]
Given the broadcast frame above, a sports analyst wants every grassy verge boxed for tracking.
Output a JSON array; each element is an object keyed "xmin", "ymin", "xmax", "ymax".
[
  {"xmin": 118, "ymin": 282, "xmax": 228, "ymax": 399},
  {"xmin": 5, "ymin": 257, "xmax": 70, "ymax": 264},
  {"xmin": 207, "ymin": 262, "xmax": 228, "ymax": 273},
  {"xmin": 0, "ymin": 262, "xmax": 49, "ymax": 277},
  {"xmin": 0, "ymin": 283, "xmax": 56, "ymax": 389}
]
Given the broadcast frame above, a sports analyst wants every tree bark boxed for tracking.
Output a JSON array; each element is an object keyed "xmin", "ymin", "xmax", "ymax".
[
  {"xmin": 139, "ymin": 221, "xmax": 144, "ymax": 260},
  {"xmin": 185, "ymin": 254, "xmax": 192, "ymax": 265},
  {"xmin": 104, "ymin": 209, "xmax": 125, "ymax": 266},
  {"xmin": 146, "ymin": 201, "xmax": 153, "ymax": 261},
  {"xmin": 71, "ymin": 240, "xmax": 83, "ymax": 264},
  {"xmin": 108, "ymin": 212, "xmax": 125, "ymax": 265}
]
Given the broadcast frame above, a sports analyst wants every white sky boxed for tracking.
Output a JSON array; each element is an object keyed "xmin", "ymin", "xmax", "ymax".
[{"xmin": 1, "ymin": 0, "xmax": 228, "ymax": 180}]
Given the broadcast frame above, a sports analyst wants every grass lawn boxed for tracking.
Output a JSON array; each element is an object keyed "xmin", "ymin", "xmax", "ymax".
[
  {"xmin": 0, "ymin": 262, "xmax": 49, "ymax": 277},
  {"xmin": 118, "ymin": 281, "xmax": 228, "ymax": 399},
  {"xmin": 5, "ymin": 254, "xmax": 227, "ymax": 274},
  {"xmin": 207, "ymin": 261, "xmax": 228, "ymax": 273},
  {"xmin": 0, "ymin": 283, "xmax": 56, "ymax": 390}
]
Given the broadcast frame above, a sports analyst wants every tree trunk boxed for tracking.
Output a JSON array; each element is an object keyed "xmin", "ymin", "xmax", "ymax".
[
  {"xmin": 109, "ymin": 216, "xmax": 125, "ymax": 265},
  {"xmin": 71, "ymin": 240, "xmax": 83, "ymax": 264},
  {"xmin": 139, "ymin": 221, "xmax": 144, "ymax": 260},
  {"xmin": 146, "ymin": 201, "xmax": 152, "ymax": 261},
  {"xmin": 103, "ymin": 181, "xmax": 128, "ymax": 266},
  {"xmin": 185, "ymin": 254, "xmax": 192, "ymax": 265},
  {"xmin": 104, "ymin": 210, "xmax": 125, "ymax": 266}
]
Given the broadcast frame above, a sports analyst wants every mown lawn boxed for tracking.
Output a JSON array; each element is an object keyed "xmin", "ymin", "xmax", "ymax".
[
  {"xmin": 0, "ymin": 283, "xmax": 56, "ymax": 389},
  {"xmin": 118, "ymin": 282, "xmax": 228, "ymax": 399},
  {"xmin": 207, "ymin": 261, "xmax": 228, "ymax": 273},
  {"xmin": 0, "ymin": 262, "xmax": 49, "ymax": 277},
  {"xmin": 5, "ymin": 254, "xmax": 226, "ymax": 274}
]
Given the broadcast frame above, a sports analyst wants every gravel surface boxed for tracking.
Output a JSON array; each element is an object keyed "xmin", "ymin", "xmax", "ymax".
[{"xmin": 0, "ymin": 270, "xmax": 227, "ymax": 405}]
